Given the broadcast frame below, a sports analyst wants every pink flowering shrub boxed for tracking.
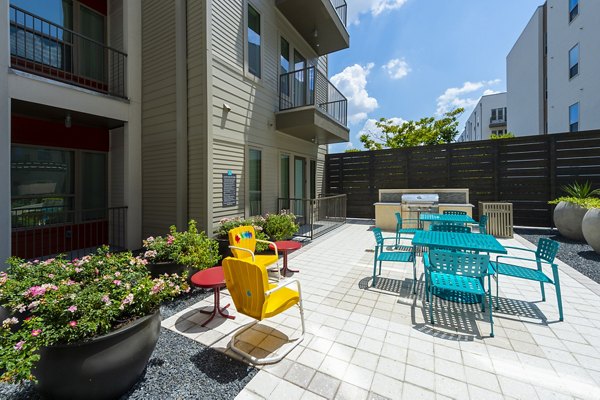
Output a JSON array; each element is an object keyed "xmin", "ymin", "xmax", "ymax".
[
  {"xmin": 143, "ymin": 220, "xmax": 220, "ymax": 270},
  {"xmin": 0, "ymin": 247, "xmax": 189, "ymax": 384}
]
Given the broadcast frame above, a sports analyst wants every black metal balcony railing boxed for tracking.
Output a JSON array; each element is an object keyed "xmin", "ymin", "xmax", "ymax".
[
  {"xmin": 279, "ymin": 66, "xmax": 348, "ymax": 127},
  {"xmin": 11, "ymin": 206, "xmax": 128, "ymax": 261},
  {"xmin": 330, "ymin": 0, "xmax": 347, "ymax": 27},
  {"xmin": 278, "ymin": 194, "xmax": 346, "ymax": 240},
  {"xmin": 9, "ymin": 5, "xmax": 127, "ymax": 98}
]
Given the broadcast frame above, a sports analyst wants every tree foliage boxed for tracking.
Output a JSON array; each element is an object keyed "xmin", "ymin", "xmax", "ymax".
[
  {"xmin": 359, "ymin": 108, "xmax": 465, "ymax": 150},
  {"xmin": 490, "ymin": 132, "xmax": 515, "ymax": 140}
]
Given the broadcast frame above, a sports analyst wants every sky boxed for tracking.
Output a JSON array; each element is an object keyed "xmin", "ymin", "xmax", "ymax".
[{"xmin": 328, "ymin": 0, "xmax": 543, "ymax": 153}]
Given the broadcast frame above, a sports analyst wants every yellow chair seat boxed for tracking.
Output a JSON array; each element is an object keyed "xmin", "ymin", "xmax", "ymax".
[
  {"xmin": 264, "ymin": 285, "xmax": 299, "ymax": 319},
  {"xmin": 240, "ymin": 254, "xmax": 278, "ymax": 268}
]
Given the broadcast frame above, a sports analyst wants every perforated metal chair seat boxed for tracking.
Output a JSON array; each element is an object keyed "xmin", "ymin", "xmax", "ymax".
[
  {"xmin": 429, "ymin": 272, "xmax": 484, "ymax": 295},
  {"xmin": 491, "ymin": 262, "xmax": 553, "ymax": 284},
  {"xmin": 377, "ymin": 251, "xmax": 414, "ymax": 263}
]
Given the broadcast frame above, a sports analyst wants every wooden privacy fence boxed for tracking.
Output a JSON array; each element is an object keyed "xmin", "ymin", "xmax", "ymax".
[{"xmin": 325, "ymin": 130, "xmax": 600, "ymax": 227}]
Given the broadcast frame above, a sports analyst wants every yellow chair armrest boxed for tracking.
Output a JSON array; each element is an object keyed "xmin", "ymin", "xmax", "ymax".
[
  {"xmin": 229, "ymin": 246, "xmax": 255, "ymax": 262},
  {"xmin": 265, "ymin": 278, "xmax": 301, "ymax": 298}
]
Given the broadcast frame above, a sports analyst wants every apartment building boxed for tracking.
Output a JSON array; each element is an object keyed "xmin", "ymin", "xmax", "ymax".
[
  {"xmin": 457, "ymin": 93, "xmax": 507, "ymax": 142},
  {"xmin": 507, "ymin": 0, "xmax": 600, "ymax": 136},
  {"xmin": 0, "ymin": 0, "xmax": 349, "ymax": 265},
  {"xmin": 0, "ymin": 0, "xmax": 142, "ymax": 265},
  {"xmin": 140, "ymin": 0, "xmax": 350, "ymax": 238}
]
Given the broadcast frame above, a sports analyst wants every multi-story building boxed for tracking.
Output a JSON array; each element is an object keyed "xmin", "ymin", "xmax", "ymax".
[
  {"xmin": 507, "ymin": 0, "xmax": 600, "ymax": 136},
  {"xmin": 1, "ymin": 0, "xmax": 142, "ymax": 265},
  {"xmin": 0, "ymin": 0, "xmax": 349, "ymax": 265},
  {"xmin": 457, "ymin": 93, "xmax": 507, "ymax": 142},
  {"xmin": 140, "ymin": 0, "xmax": 349, "ymax": 238}
]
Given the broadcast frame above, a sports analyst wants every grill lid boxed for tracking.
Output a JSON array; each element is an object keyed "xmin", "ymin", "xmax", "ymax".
[{"xmin": 401, "ymin": 194, "xmax": 439, "ymax": 204}]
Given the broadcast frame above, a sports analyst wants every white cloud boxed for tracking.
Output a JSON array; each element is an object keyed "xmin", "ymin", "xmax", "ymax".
[
  {"xmin": 483, "ymin": 89, "xmax": 500, "ymax": 96},
  {"xmin": 382, "ymin": 58, "xmax": 411, "ymax": 80},
  {"xmin": 358, "ymin": 117, "xmax": 406, "ymax": 140},
  {"xmin": 331, "ymin": 63, "xmax": 379, "ymax": 125},
  {"xmin": 436, "ymin": 79, "xmax": 501, "ymax": 115},
  {"xmin": 348, "ymin": 0, "xmax": 408, "ymax": 25}
]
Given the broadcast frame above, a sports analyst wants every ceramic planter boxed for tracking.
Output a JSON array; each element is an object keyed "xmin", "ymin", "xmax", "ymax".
[
  {"xmin": 553, "ymin": 201, "xmax": 587, "ymax": 241},
  {"xmin": 34, "ymin": 309, "xmax": 161, "ymax": 400},
  {"xmin": 582, "ymin": 208, "xmax": 600, "ymax": 254}
]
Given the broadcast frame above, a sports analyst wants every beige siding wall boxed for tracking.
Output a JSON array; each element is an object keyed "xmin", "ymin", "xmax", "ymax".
[
  {"xmin": 209, "ymin": 0, "xmax": 324, "ymax": 229},
  {"xmin": 187, "ymin": 0, "xmax": 208, "ymax": 230},
  {"xmin": 108, "ymin": 0, "xmax": 123, "ymax": 50},
  {"xmin": 141, "ymin": 0, "xmax": 177, "ymax": 237}
]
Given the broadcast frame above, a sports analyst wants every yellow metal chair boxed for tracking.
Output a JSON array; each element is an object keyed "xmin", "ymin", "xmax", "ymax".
[
  {"xmin": 222, "ymin": 257, "xmax": 305, "ymax": 364},
  {"xmin": 228, "ymin": 225, "xmax": 280, "ymax": 278}
]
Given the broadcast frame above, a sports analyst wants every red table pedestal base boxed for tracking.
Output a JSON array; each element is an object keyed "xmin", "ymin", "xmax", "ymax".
[{"xmin": 199, "ymin": 287, "xmax": 235, "ymax": 327}]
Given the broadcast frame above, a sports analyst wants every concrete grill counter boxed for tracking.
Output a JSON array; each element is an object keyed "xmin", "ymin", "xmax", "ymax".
[{"xmin": 374, "ymin": 189, "xmax": 474, "ymax": 231}]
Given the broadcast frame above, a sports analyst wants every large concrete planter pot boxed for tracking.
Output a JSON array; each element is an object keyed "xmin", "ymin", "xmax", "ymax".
[
  {"xmin": 34, "ymin": 309, "xmax": 161, "ymax": 400},
  {"xmin": 553, "ymin": 201, "xmax": 588, "ymax": 241},
  {"xmin": 582, "ymin": 208, "xmax": 600, "ymax": 254}
]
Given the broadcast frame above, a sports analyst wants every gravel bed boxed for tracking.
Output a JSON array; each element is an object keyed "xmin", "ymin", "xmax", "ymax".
[
  {"xmin": 515, "ymin": 227, "xmax": 600, "ymax": 285},
  {"xmin": 0, "ymin": 289, "xmax": 258, "ymax": 400}
]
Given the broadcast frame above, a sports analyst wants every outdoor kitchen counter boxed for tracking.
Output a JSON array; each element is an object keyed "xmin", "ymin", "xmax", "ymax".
[{"xmin": 374, "ymin": 202, "xmax": 474, "ymax": 231}]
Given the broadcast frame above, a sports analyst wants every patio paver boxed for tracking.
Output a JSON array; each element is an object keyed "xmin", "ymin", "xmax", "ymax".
[{"xmin": 162, "ymin": 222, "xmax": 600, "ymax": 399}]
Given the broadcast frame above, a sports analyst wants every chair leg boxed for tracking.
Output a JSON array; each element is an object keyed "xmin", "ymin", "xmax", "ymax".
[
  {"xmin": 379, "ymin": 260, "xmax": 382, "ymax": 275},
  {"xmin": 495, "ymin": 274, "xmax": 500, "ymax": 311},
  {"xmin": 540, "ymin": 281, "xmax": 546, "ymax": 302},
  {"xmin": 488, "ymin": 281, "xmax": 494, "ymax": 337},
  {"xmin": 429, "ymin": 288, "xmax": 435, "ymax": 324},
  {"xmin": 372, "ymin": 257, "xmax": 378, "ymax": 286},
  {"xmin": 553, "ymin": 271, "xmax": 564, "ymax": 322}
]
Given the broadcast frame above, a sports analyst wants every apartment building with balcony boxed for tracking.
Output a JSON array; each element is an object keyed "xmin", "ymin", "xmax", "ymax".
[
  {"xmin": 0, "ymin": 0, "xmax": 142, "ymax": 265},
  {"xmin": 140, "ymin": 0, "xmax": 350, "ymax": 237},
  {"xmin": 507, "ymin": 0, "xmax": 600, "ymax": 136},
  {"xmin": 457, "ymin": 92, "xmax": 507, "ymax": 142}
]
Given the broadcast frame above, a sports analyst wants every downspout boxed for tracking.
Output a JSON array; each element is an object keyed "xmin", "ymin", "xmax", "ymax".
[{"xmin": 175, "ymin": 0, "xmax": 188, "ymax": 229}]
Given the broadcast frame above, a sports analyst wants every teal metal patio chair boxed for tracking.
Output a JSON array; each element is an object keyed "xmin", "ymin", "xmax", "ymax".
[
  {"xmin": 478, "ymin": 215, "xmax": 488, "ymax": 234},
  {"xmin": 395, "ymin": 212, "xmax": 420, "ymax": 246},
  {"xmin": 490, "ymin": 238, "xmax": 563, "ymax": 321},
  {"xmin": 424, "ymin": 250, "xmax": 494, "ymax": 337},
  {"xmin": 430, "ymin": 224, "xmax": 472, "ymax": 233},
  {"xmin": 443, "ymin": 210, "xmax": 467, "ymax": 215},
  {"xmin": 372, "ymin": 227, "xmax": 416, "ymax": 293}
]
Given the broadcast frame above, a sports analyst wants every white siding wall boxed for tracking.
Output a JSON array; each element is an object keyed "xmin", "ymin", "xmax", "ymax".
[
  {"xmin": 141, "ymin": 0, "xmax": 177, "ymax": 237},
  {"xmin": 546, "ymin": 0, "xmax": 600, "ymax": 133},
  {"xmin": 507, "ymin": 6, "xmax": 545, "ymax": 137},
  {"xmin": 209, "ymin": 0, "xmax": 325, "ymax": 229},
  {"xmin": 462, "ymin": 93, "xmax": 507, "ymax": 142}
]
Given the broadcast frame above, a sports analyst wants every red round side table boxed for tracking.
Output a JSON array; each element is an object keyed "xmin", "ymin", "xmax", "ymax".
[
  {"xmin": 270, "ymin": 241, "xmax": 302, "ymax": 277},
  {"xmin": 190, "ymin": 266, "xmax": 235, "ymax": 327}
]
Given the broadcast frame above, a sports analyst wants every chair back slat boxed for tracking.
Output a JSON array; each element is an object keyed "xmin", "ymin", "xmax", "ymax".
[
  {"xmin": 373, "ymin": 227, "xmax": 384, "ymax": 246},
  {"xmin": 222, "ymin": 257, "xmax": 269, "ymax": 320},
  {"xmin": 479, "ymin": 215, "xmax": 488, "ymax": 234},
  {"xmin": 430, "ymin": 224, "xmax": 471, "ymax": 233},
  {"xmin": 536, "ymin": 238, "xmax": 559, "ymax": 264},
  {"xmin": 428, "ymin": 250, "xmax": 489, "ymax": 277},
  {"xmin": 443, "ymin": 210, "xmax": 467, "ymax": 215},
  {"xmin": 395, "ymin": 212, "xmax": 402, "ymax": 228},
  {"xmin": 228, "ymin": 225, "xmax": 257, "ymax": 259}
]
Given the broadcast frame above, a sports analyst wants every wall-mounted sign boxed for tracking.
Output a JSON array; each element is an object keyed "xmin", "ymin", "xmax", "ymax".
[{"xmin": 222, "ymin": 173, "xmax": 237, "ymax": 207}]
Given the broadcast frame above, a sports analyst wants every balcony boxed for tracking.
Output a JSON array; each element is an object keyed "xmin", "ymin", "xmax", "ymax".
[
  {"xmin": 275, "ymin": 0, "xmax": 349, "ymax": 56},
  {"xmin": 276, "ymin": 66, "xmax": 349, "ymax": 145},
  {"xmin": 9, "ymin": 5, "xmax": 127, "ymax": 98},
  {"xmin": 489, "ymin": 117, "xmax": 507, "ymax": 128}
]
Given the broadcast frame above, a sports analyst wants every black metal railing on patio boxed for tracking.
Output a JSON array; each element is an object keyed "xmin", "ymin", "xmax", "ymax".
[
  {"xmin": 330, "ymin": 0, "xmax": 347, "ymax": 27},
  {"xmin": 279, "ymin": 66, "xmax": 348, "ymax": 127},
  {"xmin": 11, "ymin": 206, "xmax": 128, "ymax": 260},
  {"xmin": 9, "ymin": 5, "xmax": 127, "ymax": 98},
  {"xmin": 278, "ymin": 194, "xmax": 346, "ymax": 240}
]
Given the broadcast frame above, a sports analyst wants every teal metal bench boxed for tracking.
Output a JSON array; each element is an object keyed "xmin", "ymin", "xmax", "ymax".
[
  {"xmin": 372, "ymin": 227, "xmax": 416, "ymax": 293},
  {"xmin": 424, "ymin": 250, "xmax": 494, "ymax": 337},
  {"xmin": 490, "ymin": 238, "xmax": 563, "ymax": 321}
]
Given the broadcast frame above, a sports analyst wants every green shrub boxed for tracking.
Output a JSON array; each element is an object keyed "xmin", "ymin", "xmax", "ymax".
[
  {"xmin": 264, "ymin": 211, "xmax": 299, "ymax": 241},
  {"xmin": 213, "ymin": 216, "xmax": 270, "ymax": 252}
]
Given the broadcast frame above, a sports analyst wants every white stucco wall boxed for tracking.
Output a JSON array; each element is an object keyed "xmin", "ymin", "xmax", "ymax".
[
  {"xmin": 546, "ymin": 0, "xmax": 600, "ymax": 133},
  {"xmin": 507, "ymin": 6, "xmax": 545, "ymax": 137}
]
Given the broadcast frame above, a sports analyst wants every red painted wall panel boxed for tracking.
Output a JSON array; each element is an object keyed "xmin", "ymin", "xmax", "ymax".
[{"xmin": 11, "ymin": 115, "xmax": 109, "ymax": 152}]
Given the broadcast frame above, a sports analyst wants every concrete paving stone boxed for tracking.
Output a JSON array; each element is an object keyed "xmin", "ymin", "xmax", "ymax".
[
  {"xmin": 343, "ymin": 364, "xmax": 375, "ymax": 391},
  {"xmin": 271, "ymin": 379, "xmax": 306, "ymax": 400},
  {"xmin": 245, "ymin": 371, "xmax": 280, "ymax": 398},
  {"xmin": 328, "ymin": 342, "xmax": 356, "ymax": 362},
  {"xmin": 235, "ymin": 389, "xmax": 266, "ymax": 400},
  {"xmin": 369, "ymin": 373, "xmax": 403, "ymax": 399},
  {"xmin": 404, "ymin": 365, "xmax": 434, "ymax": 390},
  {"xmin": 334, "ymin": 382, "xmax": 369, "ymax": 400},
  {"xmin": 358, "ymin": 336, "xmax": 384, "ymax": 355},
  {"xmin": 319, "ymin": 356, "xmax": 350, "ymax": 380},
  {"xmin": 375, "ymin": 355, "xmax": 406, "ymax": 380},
  {"xmin": 434, "ymin": 358, "xmax": 466, "ymax": 381},
  {"xmin": 497, "ymin": 376, "xmax": 540, "ymax": 400},
  {"xmin": 308, "ymin": 372, "xmax": 341, "ymax": 399},
  {"xmin": 285, "ymin": 363, "xmax": 317, "ymax": 387},
  {"xmin": 434, "ymin": 375, "xmax": 469, "ymax": 400},
  {"xmin": 467, "ymin": 384, "xmax": 504, "ymax": 400}
]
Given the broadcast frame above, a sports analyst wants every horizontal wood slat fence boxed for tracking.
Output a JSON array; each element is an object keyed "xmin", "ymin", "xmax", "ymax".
[{"xmin": 325, "ymin": 130, "xmax": 600, "ymax": 227}]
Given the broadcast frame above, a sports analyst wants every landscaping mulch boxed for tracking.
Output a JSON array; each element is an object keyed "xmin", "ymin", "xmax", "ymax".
[
  {"xmin": 0, "ymin": 289, "xmax": 258, "ymax": 400},
  {"xmin": 515, "ymin": 227, "xmax": 600, "ymax": 285}
]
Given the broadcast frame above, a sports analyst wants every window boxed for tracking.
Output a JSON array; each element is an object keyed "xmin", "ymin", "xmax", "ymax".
[
  {"xmin": 249, "ymin": 148, "xmax": 262, "ymax": 215},
  {"xmin": 569, "ymin": 0, "xmax": 579, "ymax": 22},
  {"xmin": 569, "ymin": 102, "xmax": 579, "ymax": 132},
  {"xmin": 280, "ymin": 37, "xmax": 290, "ymax": 75},
  {"xmin": 569, "ymin": 44, "xmax": 579, "ymax": 79},
  {"xmin": 247, "ymin": 4, "xmax": 261, "ymax": 78},
  {"xmin": 280, "ymin": 154, "xmax": 290, "ymax": 209}
]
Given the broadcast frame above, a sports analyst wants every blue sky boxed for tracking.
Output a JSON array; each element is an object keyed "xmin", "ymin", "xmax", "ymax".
[{"xmin": 328, "ymin": 0, "xmax": 543, "ymax": 153}]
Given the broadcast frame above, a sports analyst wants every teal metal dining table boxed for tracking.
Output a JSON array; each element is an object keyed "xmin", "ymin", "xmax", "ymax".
[{"xmin": 412, "ymin": 230, "xmax": 507, "ymax": 303}]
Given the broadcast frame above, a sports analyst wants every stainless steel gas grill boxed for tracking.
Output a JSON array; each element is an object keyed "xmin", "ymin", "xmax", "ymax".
[{"xmin": 401, "ymin": 194, "xmax": 440, "ymax": 229}]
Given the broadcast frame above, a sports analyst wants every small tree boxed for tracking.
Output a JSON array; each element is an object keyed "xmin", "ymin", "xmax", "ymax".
[{"xmin": 359, "ymin": 108, "xmax": 464, "ymax": 150}]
